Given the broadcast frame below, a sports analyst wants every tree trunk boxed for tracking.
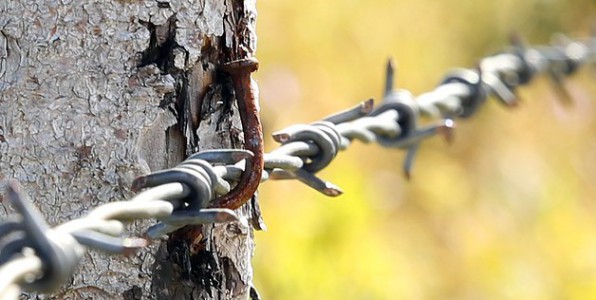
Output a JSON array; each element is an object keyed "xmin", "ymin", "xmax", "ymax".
[{"xmin": 0, "ymin": 1, "xmax": 260, "ymax": 299}]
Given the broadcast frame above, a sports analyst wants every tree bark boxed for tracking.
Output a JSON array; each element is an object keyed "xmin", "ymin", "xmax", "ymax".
[{"xmin": 0, "ymin": 0, "xmax": 260, "ymax": 299}]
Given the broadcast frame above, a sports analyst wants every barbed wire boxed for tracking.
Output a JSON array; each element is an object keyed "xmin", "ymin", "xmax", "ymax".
[{"xmin": 1, "ymin": 33, "xmax": 595, "ymax": 299}]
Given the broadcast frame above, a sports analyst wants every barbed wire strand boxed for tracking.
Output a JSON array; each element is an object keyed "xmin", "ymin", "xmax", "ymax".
[{"xmin": 1, "ymin": 34, "xmax": 595, "ymax": 299}]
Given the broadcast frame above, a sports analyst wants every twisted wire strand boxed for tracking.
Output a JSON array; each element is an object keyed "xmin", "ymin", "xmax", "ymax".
[{"xmin": 1, "ymin": 35, "xmax": 595, "ymax": 298}]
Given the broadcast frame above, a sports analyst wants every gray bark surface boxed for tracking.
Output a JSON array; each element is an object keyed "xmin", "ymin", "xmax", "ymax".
[{"xmin": 0, "ymin": 0, "xmax": 259, "ymax": 299}]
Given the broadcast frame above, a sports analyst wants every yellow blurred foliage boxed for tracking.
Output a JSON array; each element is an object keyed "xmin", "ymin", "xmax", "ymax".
[{"xmin": 253, "ymin": 0, "xmax": 596, "ymax": 299}]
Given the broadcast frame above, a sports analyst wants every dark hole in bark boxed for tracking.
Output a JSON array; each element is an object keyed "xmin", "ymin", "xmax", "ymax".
[
  {"xmin": 157, "ymin": 1, "xmax": 171, "ymax": 9},
  {"xmin": 122, "ymin": 285, "xmax": 143, "ymax": 300},
  {"xmin": 138, "ymin": 15, "xmax": 179, "ymax": 72}
]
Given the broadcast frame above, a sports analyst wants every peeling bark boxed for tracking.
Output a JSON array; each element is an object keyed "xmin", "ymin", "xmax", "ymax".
[{"xmin": 0, "ymin": 0, "xmax": 259, "ymax": 299}]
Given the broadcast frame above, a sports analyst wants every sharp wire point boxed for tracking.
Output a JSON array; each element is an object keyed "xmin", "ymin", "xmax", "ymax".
[
  {"xmin": 385, "ymin": 57, "xmax": 396, "ymax": 96},
  {"xmin": 440, "ymin": 119, "xmax": 456, "ymax": 145},
  {"xmin": 362, "ymin": 98, "xmax": 375, "ymax": 113}
]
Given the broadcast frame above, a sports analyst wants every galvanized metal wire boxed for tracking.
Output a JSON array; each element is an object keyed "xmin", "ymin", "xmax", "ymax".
[{"xmin": 1, "ymin": 34, "xmax": 595, "ymax": 298}]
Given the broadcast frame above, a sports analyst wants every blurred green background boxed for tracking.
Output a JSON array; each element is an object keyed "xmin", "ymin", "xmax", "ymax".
[{"xmin": 252, "ymin": 1, "xmax": 596, "ymax": 299}]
